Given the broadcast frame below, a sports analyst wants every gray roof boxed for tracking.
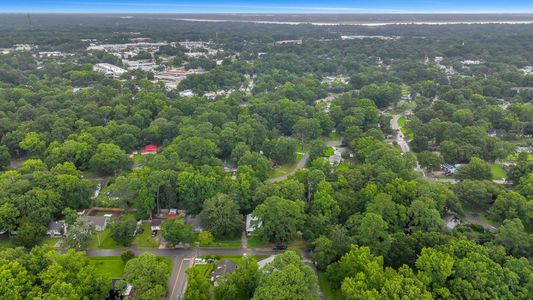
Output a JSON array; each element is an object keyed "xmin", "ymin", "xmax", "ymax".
[
  {"xmin": 86, "ymin": 216, "xmax": 108, "ymax": 227},
  {"xmin": 47, "ymin": 220, "xmax": 65, "ymax": 232},
  {"xmin": 185, "ymin": 216, "xmax": 202, "ymax": 232},
  {"xmin": 211, "ymin": 260, "xmax": 237, "ymax": 281}
]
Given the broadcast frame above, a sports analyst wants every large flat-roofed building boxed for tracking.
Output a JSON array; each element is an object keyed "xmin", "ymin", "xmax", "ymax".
[{"xmin": 93, "ymin": 63, "xmax": 127, "ymax": 78}]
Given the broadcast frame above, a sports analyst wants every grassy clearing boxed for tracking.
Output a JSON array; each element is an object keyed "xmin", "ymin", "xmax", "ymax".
[
  {"xmin": 0, "ymin": 236, "xmax": 60, "ymax": 249},
  {"xmin": 132, "ymin": 223, "xmax": 159, "ymax": 249},
  {"xmin": 247, "ymin": 236, "xmax": 273, "ymax": 248},
  {"xmin": 490, "ymin": 164, "xmax": 507, "ymax": 180},
  {"xmin": 199, "ymin": 236, "xmax": 241, "ymax": 249},
  {"xmin": 89, "ymin": 228, "xmax": 126, "ymax": 250},
  {"xmin": 397, "ymin": 116, "xmax": 407, "ymax": 127},
  {"xmin": 288, "ymin": 238, "xmax": 308, "ymax": 249},
  {"xmin": 401, "ymin": 127, "xmax": 414, "ymax": 141},
  {"xmin": 269, "ymin": 153, "xmax": 304, "ymax": 178},
  {"xmin": 88, "ymin": 256, "xmax": 125, "ymax": 278},
  {"xmin": 318, "ymin": 272, "xmax": 343, "ymax": 300},
  {"xmin": 505, "ymin": 153, "xmax": 533, "ymax": 161},
  {"xmin": 323, "ymin": 147, "xmax": 335, "ymax": 157}
]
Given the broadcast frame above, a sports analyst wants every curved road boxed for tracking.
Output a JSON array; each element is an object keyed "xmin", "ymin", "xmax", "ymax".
[{"xmin": 268, "ymin": 153, "xmax": 310, "ymax": 182}]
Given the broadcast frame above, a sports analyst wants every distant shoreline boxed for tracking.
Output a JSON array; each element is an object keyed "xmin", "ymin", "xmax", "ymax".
[{"xmin": 173, "ymin": 18, "xmax": 533, "ymax": 26}]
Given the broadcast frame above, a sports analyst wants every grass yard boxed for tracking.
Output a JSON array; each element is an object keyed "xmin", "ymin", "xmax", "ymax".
[
  {"xmin": 199, "ymin": 236, "xmax": 242, "ymax": 249},
  {"xmin": 132, "ymin": 223, "xmax": 159, "ymax": 249},
  {"xmin": 490, "ymin": 164, "xmax": 507, "ymax": 180},
  {"xmin": 398, "ymin": 116, "xmax": 407, "ymax": 127},
  {"xmin": 269, "ymin": 153, "xmax": 304, "ymax": 178},
  {"xmin": 89, "ymin": 228, "xmax": 126, "ymax": 250},
  {"xmin": 0, "ymin": 236, "xmax": 60, "ymax": 249},
  {"xmin": 88, "ymin": 257, "xmax": 125, "ymax": 278},
  {"xmin": 247, "ymin": 236, "xmax": 273, "ymax": 248},
  {"xmin": 400, "ymin": 127, "xmax": 414, "ymax": 141},
  {"xmin": 318, "ymin": 272, "xmax": 343, "ymax": 300},
  {"xmin": 323, "ymin": 147, "xmax": 335, "ymax": 157},
  {"xmin": 505, "ymin": 153, "xmax": 533, "ymax": 161},
  {"xmin": 288, "ymin": 238, "xmax": 308, "ymax": 249}
]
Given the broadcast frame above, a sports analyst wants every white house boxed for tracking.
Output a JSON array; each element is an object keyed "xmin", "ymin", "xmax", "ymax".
[{"xmin": 245, "ymin": 214, "xmax": 261, "ymax": 236}]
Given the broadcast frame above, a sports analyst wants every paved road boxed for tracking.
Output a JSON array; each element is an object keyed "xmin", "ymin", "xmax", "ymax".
[
  {"xmin": 464, "ymin": 212, "xmax": 497, "ymax": 233},
  {"xmin": 268, "ymin": 153, "xmax": 310, "ymax": 182},
  {"xmin": 86, "ymin": 247, "xmax": 281, "ymax": 299}
]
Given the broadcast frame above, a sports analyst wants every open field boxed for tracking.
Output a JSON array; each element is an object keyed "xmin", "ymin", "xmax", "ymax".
[{"xmin": 89, "ymin": 256, "xmax": 126, "ymax": 278}]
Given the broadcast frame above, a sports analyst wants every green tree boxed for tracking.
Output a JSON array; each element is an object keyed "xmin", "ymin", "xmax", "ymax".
[
  {"xmin": 63, "ymin": 217, "xmax": 94, "ymax": 250},
  {"xmin": 494, "ymin": 218, "xmax": 530, "ymax": 257},
  {"xmin": 417, "ymin": 151, "xmax": 444, "ymax": 171},
  {"xmin": 456, "ymin": 157, "xmax": 492, "ymax": 181},
  {"xmin": 0, "ymin": 145, "xmax": 10, "ymax": 170},
  {"xmin": 197, "ymin": 231, "xmax": 215, "ymax": 246},
  {"xmin": 19, "ymin": 132, "xmax": 46, "ymax": 158},
  {"xmin": 253, "ymin": 251, "xmax": 319, "ymax": 300},
  {"xmin": 491, "ymin": 191, "xmax": 530, "ymax": 224},
  {"xmin": 160, "ymin": 217, "xmax": 193, "ymax": 246},
  {"xmin": 356, "ymin": 213, "xmax": 391, "ymax": 257},
  {"xmin": 253, "ymin": 196, "xmax": 305, "ymax": 247},
  {"xmin": 199, "ymin": 194, "xmax": 243, "ymax": 238},
  {"xmin": 185, "ymin": 267, "xmax": 212, "ymax": 300},
  {"xmin": 215, "ymin": 255, "xmax": 260, "ymax": 300},
  {"xmin": 110, "ymin": 215, "xmax": 137, "ymax": 246},
  {"xmin": 408, "ymin": 198, "xmax": 444, "ymax": 231},
  {"xmin": 89, "ymin": 143, "xmax": 131, "ymax": 175},
  {"xmin": 0, "ymin": 202, "xmax": 19, "ymax": 235},
  {"xmin": 124, "ymin": 253, "xmax": 169, "ymax": 300},
  {"xmin": 12, "ymin": 221, "xmax": 46, "ymax": 248}
]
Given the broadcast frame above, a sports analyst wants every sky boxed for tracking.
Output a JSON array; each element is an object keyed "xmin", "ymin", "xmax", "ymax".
[{"xmin": 1, "ymin": 0, "xmax": 533, "ymax": 13}]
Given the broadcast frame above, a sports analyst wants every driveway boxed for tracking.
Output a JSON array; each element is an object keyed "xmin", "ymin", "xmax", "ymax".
[{"xmin": 268, "ymin": 153, "xmax": 310, "ymax": 182}]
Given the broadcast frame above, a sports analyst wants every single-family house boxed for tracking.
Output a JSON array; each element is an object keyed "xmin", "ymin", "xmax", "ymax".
[
  {"xmin": 140, "ymin": 144, "xmax": 159, "ymax": 155},
  {"xmin": 185, "ymin": 215, "xmax": 202, "ymax": 233},
  {"xmin": 210, "ymin": 260, "xmax": 237, "ymax": 285},
  {"xmin": 150, "ymin": 218, "xmax": 164, "ymax": 232},
  {"xmin": 86, "ymin": 215, "xmax": 110, "ymax": 232},
  {"xmin": 47, "ymin": 220, "xmax": 67, "ymax": 237},
  {"xmin": 257, "ymin": 255, "xmax": 277, "ymax": 269},
  {"xmin": 246, "ymin": 214, "xmax": 261, "ymax": 236},
  {"xmin": 109, "ymin": 278, "xmax": 133, "ymax": 300}
]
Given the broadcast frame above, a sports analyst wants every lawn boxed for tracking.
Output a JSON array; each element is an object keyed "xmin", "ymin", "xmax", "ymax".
[
  {"xmin": 88, "ymin": 228, "xmax": 126, "ymax": 250},
  {"xmin": 199, "ymin": 236, "xmax": 242, "ymax": 249},
  {"xmin": 400, "ymin": 127, "xmax": 414, "ymax": 141},
  {"xmin": 132, "ymin": 223, "xmax": 159, "ymax": 249},
  {"xmin": 318, "ymin": 272, "xmax": 343, "ymax": 300},
  {"xmin": 323, "ymin": 147, "xmax": 335, "ymax": 157},
  {"xmin": 247, "ymin": 236, "xmax": 273, "ymax": 248},
  {"xmin": 0, "ymin": 236, "xmax": 60, "ymax": 249},
  {"xmin": 89, "ymin": 257, "xmax": 126, "ymax": 278},
  {"xmin": 398, "ymin": 116, "xmax": 407, "ymax": 127},
  {"xmin": 505, "ymin": 153, "xmax": 533, "ymax": 161},
  {"xmin": 269, "ymin": 153, "xmax": 304, "ymax": 178},
  {"xmin": 88, "ymin": 256, "xmax": 172, "ymax": 278},
  {"xmin": 490, "ymin": 164, "xmax": 507, "ymax": 180}
]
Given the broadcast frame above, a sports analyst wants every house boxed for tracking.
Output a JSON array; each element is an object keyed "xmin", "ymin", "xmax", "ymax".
[
  {"xmin": 210, "ymin": 260, "xmax": 237, "ymax": 285},
  {"xmin": 328, "ymin": 148, "xmax": 343, "ymax": 166},
  {"xmin": 515, "ymin": 146, "xmax": 533, "ymax": 154},
  {"xmin": 185, "ymin": 215, "xmax": 202, "ymax": 233},
  {"xmin": 441, "ymin": 163, "xmax": 459, "ymax": 176},
  {"xmin": 47, "ymin": 220, "xmax": 66, "ymax": 237},
  {"xmin": 140, "ymin": 144, "xmax": 159, "ymax": 155},
  {"xmin": 257, "ymin": 255, "xmax": 277, "ymax": 269},
  {"xmin": 246, "ymin": 214, "xmax": 261, "ymax": 236},
  {"xmin": 150, "ymin": 218, "xmax": 164, "ymax": 232},
  {"xmin": 86, "ymin": 215, "xmax": 110, "ymax": 232},
  {"xmin": 108, "ymin": 278, "xmax": 133, "ymax": 300}
]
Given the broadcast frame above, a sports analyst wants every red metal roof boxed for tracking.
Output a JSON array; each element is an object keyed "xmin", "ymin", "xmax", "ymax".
[{"xmin": 140, "ymin": 144, "xmax": 159, "ymax": 154}]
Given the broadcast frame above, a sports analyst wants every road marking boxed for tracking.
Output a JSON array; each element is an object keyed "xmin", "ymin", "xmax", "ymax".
[{"xmin": 170, "ymin": 257, "xmax": 186, "ymax": 300}]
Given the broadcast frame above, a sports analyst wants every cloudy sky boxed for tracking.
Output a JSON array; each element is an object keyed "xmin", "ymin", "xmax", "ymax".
[{"xmin": 2, "ymin": 0, "xmax": 533, "ymax": 13}]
